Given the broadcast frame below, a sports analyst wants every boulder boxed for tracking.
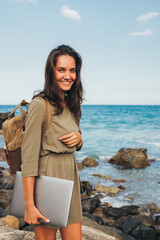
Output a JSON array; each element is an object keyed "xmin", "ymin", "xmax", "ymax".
[
  {"xmin": 93, "ymin": 207, "xmax": 106, "ymax": 218},
  {"xmin": 0, "ymin": 189, "xmax": 13, "ymax": 208},
  {"xmin": 1, "ymin": 176, "xmax": 15, "ymax": 189},
  {"xmin": 83, "ymin": 213, "xmax": 105, "ymax": 225},
  {"xmin": 145, "ymin": 202, "xmax": 160, "ymax": 213},
  {"xmin": 95, "ymin": 185, "xmax": 120, "ymax": 194},
  {"xmin": 112, "ymin": 179, "xmax": 126, "ymax": 183},
  {"xmin": 115, "ymin": 215, "xmax": 142, "ymax": 234},
  {"xmin": 82, "ymin": 157, "xmax": 99, "ymax": 167},
  {"xmin": 92, "ymin": 174, "xmax": 112, "ymax": 180},
  {"xmin": 80, "ymin": 181, "xmax": 93, "ymax": 193},
  {"xmin": 82, "ymin": 196, "xmax": 101, "ymax": 214},
  {"xmin": 155, "ymin": 215, "xmax": 160, "ymax": 225},
  {"xmin": 0, "ymin": 112, "xmax": 10, "ymax": 129},
  {"xmin": 109, "ymin": 148, "xmax": 149, "ymax": 168},
  {"xmin": 1, "ymin": 215, "xmax": 19, "ymax": 230},
  {"xmin": 77, "ymin": 161, "xmax": 84, "ymax": 170},
  {"xmin": 0, "ymin": 148, "xmax": 6, "ymax": 161},
  {"xmin": 132, "ymin": 224, "xmax": 156, "ymax": 240}
]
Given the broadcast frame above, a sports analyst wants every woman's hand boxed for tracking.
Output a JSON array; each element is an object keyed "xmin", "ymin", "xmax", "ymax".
[
  {"xmin": 59, "ymin": 132, "xmax": 82, "ymax": 148},
  {"xmin": 24, "ymin": 204, "xmax": 50, "ymax": 225}
]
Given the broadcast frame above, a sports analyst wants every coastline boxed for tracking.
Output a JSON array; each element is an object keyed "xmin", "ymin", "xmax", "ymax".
[{"xmin": 0, "ymin": 163, "xmax": 160, "ymax": 239}]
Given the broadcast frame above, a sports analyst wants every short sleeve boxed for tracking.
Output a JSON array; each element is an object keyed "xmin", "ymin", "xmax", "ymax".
[{"xmin": 21, "ymin": 98, "xmax": 43, "ymax": 177}]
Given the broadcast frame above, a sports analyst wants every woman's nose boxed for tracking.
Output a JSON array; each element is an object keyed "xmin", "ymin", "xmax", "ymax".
[{"xmin": 64, "ymin": 71, "xmax": 70, "ymax": 79}]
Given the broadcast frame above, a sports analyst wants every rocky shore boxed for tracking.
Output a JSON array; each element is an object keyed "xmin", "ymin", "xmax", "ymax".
[{"xmin": 0, "ymin": 148, "xmax": 160, "ymax": 240}]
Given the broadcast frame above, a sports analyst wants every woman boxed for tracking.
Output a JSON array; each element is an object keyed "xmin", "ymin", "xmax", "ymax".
[{"xmin": 21, "ymin": 45, "xmax": 84, "ymax": 240}]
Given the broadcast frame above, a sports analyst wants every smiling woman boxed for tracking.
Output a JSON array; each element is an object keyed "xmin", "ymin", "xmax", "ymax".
[
  {"xmin": 55, "ymin": 55, "xmax": 77, "ymax": 96},
  {"xmin": 21, "ymin": 45, "xmax": 84, "ymax": 240}
]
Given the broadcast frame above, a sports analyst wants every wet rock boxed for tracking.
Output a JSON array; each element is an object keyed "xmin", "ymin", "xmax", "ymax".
[
  {"xmin": 86, "ymin": 189, "xmax": 96, "ymax": 197},
  {"xmin": 3, "ymin": 172, "xmax": 11, "ymax": 177},
  {"xmin": 155, "ymin": 215, "xmax": 160, "ymax": 225},
  {"xmin": 95, "ymin": 184, "xmax": 121, "ymax": 194},
  {"xmin": 132, "ymin": 224, "xmax": 156, "ymax": 240},
  {"xmin": 77, "ymin": 161, "xmax": 84, "ymax": 170},
  {"xmin": 116, "ymin": 215, "xmax": 142, "ymax": 234},
  {"xmin": 1, "ymin": 215, "xmax": 19, "ymax": 230},
  {"xmin": 1, "ymin": 176, "xmax": 15, "ymax": 189},
  {"xmin": 112, "ymin": 179, "xmax": 126, "ymax": 183},
  {"xmin": 92, "ymin": 174, "xmax": 112, "ymax": 180},
  {"xmin": 0, "ymin": 199, "xmax": 11, "ymax": 209},
  {"xmin": 80, "ymin": 181, "xmax": 93, "ymax": 193},
  {"xmin": 0, "ymin": 148, "xmax": 6, "ymax": 161},
  {"xmin": 101, "ymin": 216, "xmax": 115, "ymax": 227},
  {"xmin": 120, "ymin": 205, "xmax": 141, "ymax": 215},
  {"xmin": 139, "ymin": 214, "xmax": 155, "ymax": 226},
  {"xmin": 82, "ymin": 215, "xmax": 134, "ymax": 240},
  {"xmin": 106, "ymin": 207, "xmax": 127, "ymax": 218},
  {"xmin": 0, "ymin": 112, "xmax": 10, "ymax": 129},
  {"xmin": 93, "ymin": 207, "xmax": 106, "ymax": 218},
  {"xmin": 0, "ymin": 189, "xmax": 13, "ymax": 208},
  {"xmin": 145, "ymin": 202, "xmax": 160, "ymax": 213},
  {"xmin": 83, "ymin": 213, "xmax": 105, "ymax": 225},
  {"xmin": 117, "ymin": 185, "xmax": 126, "ymax": 191},
  {"xmin": 82, "ymin": 196, "xmax": 101, "ymax": 214},
  {"xmin": 109, "ymin": 148, "xmax": 149, "ymax": 168},
  {"xmin": 152, "ymin": 225, "xmax": 160, "ymax": 236},
  {"xmin": 82, "ymin": 157, "xmax": 99, "ymax": 167}
]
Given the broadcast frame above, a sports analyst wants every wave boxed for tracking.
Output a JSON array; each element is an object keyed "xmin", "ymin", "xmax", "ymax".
[{"xmin": 137, "ymin": 140, "xmax": 160, "ymax": 147}]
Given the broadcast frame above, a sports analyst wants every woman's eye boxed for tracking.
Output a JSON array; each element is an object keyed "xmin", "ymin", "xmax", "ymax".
[
  {"xmin": 71, "ymin": 69, "xmax": 76, "ymax": 73},
  {"xmin": 58, "ymin": 69, "xmax": 64, "ymax": 72}
]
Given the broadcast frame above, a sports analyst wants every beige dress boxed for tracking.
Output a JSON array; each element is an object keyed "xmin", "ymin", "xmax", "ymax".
[{"xmin": 21, "ymin": 98, "xmax": 83, "ymax": 230}]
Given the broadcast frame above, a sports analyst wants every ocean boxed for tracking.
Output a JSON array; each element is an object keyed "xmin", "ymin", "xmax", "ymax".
[{"xmin": 0, "ymin": 105, "xmax": 160, "ymax": 207}]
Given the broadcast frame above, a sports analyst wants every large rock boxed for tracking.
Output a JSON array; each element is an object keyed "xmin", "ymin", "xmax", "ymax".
[
  {"xmin": 95, "ymin": 185, "xmax": 121, "ymax": 194},
  {"xmin": 82, "ymin": 196, "xmax": 101, "ymax": 214},
  {"xmin": 92, "ymin": 174, "xmax": 112, "ymax": 180},
  {"xmin": 0, "ymin": 148, "xmax": 6, "ymax": 161},
  {"xmin": 0, "ymin": 112, "xmax": 10, "ymax": 129},
  {"xmin": 132, "ymin": 224, "xmax": 156, "ymax": 240},
  {"xmin": 109, "ymin": 148, "xmax": 149, "ymax": 169},
  {"xmin": 80, "ymin": 181, "xmax": 93, "ymax": 193},
  {"xmin": 1, "ymin": 176, "xmax": 15, "ymax": 189},
  {"xmin": 0, "ymin": 189, "xmax": 13, "ymax": 208},
  {"xmin": 1, "ymin": 215, "xmax": 19, "ymax": 230},
  {"xmin": 0, "ymin": 216, "xmax": 119, "ymax": 240},
  {"xmin": 82, "ymin": 157, "xmax": 99, "ymax": 167},
  {"xmin": 115, "ymin": 215, "xmax": 142, "ymax": 234}
]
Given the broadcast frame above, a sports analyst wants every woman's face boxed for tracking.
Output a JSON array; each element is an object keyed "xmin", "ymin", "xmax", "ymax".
[{"xmin": 54, "ymin": 54, "xmax": 76, "ymax": 93}]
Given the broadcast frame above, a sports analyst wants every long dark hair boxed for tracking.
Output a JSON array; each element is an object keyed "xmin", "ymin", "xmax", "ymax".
[{"xmin": 33, "ymin": 45, "xmax": 84, "ymax": 123}]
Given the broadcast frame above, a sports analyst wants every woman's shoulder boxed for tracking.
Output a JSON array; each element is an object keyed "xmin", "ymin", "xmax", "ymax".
[{"xmin": 28, "ymin": 97, "xmax": 44, "ymax": 112}]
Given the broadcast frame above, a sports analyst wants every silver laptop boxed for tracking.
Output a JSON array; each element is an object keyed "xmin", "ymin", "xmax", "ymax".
[{"xmin": 9, "ymin": 171, "xmax": 74, "ymax": 228}]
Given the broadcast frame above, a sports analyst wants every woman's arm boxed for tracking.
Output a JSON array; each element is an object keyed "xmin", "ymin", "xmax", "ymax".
[
  {"xmin": 21, "ymin": 98, "xmax": 50, "ymax": 224},
  {"xmin": 22, "ymin": 177, "xmax": 49, "ymax": 224}
]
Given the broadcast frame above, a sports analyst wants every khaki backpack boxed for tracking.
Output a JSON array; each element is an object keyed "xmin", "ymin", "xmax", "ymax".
[{"xmin": 2, "ymin": 97, "xmax": 51, "ymax": 174}]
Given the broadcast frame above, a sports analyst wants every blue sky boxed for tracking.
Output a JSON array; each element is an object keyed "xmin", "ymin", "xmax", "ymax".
[{"xmin": 0, "ymin": 0, "xmax": 160, "ymax": 105}]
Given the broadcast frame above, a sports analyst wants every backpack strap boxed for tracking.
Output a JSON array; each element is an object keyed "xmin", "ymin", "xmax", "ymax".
[
  {"xmin": 36, "ymin": 97, "xmax": 51, "ymax": 135},
  {"xmin": 9, "ymin": 100, "xmax": 29, "ymax": 119}
]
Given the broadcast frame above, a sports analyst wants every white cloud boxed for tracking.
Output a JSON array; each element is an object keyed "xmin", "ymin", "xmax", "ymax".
[
  {"xmin": 129, "ymin": 29, "xmax": 153, "ymax": 36},
  {"xmin": 61, "ymin": 5, "xmax": 81, "ymax": 20},
  {"xmin": 137, "ymin": 12, "xmax": 159, "ymax": 22}
]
